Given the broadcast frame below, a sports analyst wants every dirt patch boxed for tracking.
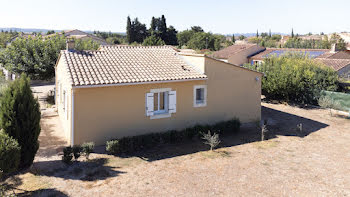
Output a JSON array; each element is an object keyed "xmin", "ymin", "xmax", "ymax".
[{"xmin": 2, "ymin": 102, "xmax": 350, "ymax": 196}]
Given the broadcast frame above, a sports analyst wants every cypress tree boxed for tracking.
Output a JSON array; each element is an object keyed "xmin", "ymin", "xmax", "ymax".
[
  {"xmin": 232, "ymin": 34, "xmax": 236, "ymax": 43},
  {"xmin": 126, "ymin": 16, "xmax": 133, "ymax": 43},
  {"xmin": 0, "ymin": 74, "xmax": 41, "ymax": 169},
  {"xmin": 150, "ymin": 17, "xmax": 157, "ymax": 34},
  {"xmin": 256, "ymin": 29, "xmax": 259, "ymax": 38},
  {"xmin": 291, "ymin": 28, "xmax": 294, "ymax": 38},
  {"xmin": 159, "ymin": 15, "xmax": 167, "ymax": 43},
  {"xmin": 269, "ymin": 29, "xmax": 272, "ymax": 38}
]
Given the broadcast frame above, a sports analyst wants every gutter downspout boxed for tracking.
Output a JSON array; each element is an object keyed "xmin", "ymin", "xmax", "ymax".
[{"xmin": 71, "ymin": 89, "xmax": 74, "ymax": 146}]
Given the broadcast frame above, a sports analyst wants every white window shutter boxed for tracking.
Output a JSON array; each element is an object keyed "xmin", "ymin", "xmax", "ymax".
[
  {"xmin": 146, "ymin": 92, "xmax": 154, "ymax": 116},
  {"xmin": 65, "ymin": 91, "xmax": 68, "ymax": 119},
  {"xmin": 168, "ymin": 91, "xmax": 176, "ymax": 113}
]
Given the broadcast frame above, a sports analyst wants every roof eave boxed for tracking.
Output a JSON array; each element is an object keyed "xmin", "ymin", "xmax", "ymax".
[{"xmin": 72, "ymin": 77, "xmax": 208, "ymax": 89}]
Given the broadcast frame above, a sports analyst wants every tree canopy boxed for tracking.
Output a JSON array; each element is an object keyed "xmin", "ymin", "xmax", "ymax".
[{"xmin": 0, "ymin": 35, "xmax": 100, "ymax": 80}]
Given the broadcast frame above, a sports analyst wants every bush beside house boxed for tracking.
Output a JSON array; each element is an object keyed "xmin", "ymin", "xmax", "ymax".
[
  {"xmin": 245, "ymin": 54, "xmax": 339, "ymax": 104},
  {"xmin": 0, "ymin": 74, "xmax": 41, "ymax": 169},
  {"xmin": 0, "ymin": 131, "xmax": 21, "ymax": 174}
]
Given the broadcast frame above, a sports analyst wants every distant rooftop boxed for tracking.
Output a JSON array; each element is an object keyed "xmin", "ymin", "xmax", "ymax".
[
  {"xmin": 250, "ymin": 48, "xmax": 331, "ymax": 60},
  {"xmin": 212, "ymin": 44, "xmax": 258, "ymax": 59}
]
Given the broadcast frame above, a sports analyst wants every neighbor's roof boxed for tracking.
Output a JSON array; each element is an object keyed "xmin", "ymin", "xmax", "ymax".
[
  {"xmin": 316, "ymin": 58, "xmax": 350, "ymax": 71},
  {"xmin": 249, "ymin": 48, "xmax": 331, "ymax": 60},
  {"xmin": 327, "ymin": 50, "xmax": 350, "ymax": 59},
  {"xmin": 212, "ymin": 44, "xmax": 259, "ymax": 59},
  {"xmin": 59, "ymin": 45, "xmax": 207, "ymax": 86}
]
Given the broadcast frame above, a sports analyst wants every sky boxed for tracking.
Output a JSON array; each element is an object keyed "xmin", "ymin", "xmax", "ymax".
[{"xmin": 0, "ymin": 0, "xmax": 349, "ymax": 35}]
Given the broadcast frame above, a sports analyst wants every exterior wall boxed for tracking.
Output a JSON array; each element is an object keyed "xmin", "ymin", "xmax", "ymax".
[
  {"xmin": 55, "ymin": 58, "xmax": 73, "ymax": 144},
  {"xmin": 180, "ymin": 54, "xmax": 205, "ymax": 74},
  {"xmin": 73, "ymin": 80, "xmax": 206, "ymax": 145},
  {"xmin": 204, "ymin": 57, "xmax": 261, "ymax": 123},
  {"xmin": 72, "ymin": 56, "xmax": 261, "ymax": 145},
  {"xmin": 227, "ymin": 45, "xmax": 265, "ymax": 66}
]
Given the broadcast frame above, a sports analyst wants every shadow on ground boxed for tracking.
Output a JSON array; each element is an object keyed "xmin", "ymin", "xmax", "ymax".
[
  {"xmin": 17, "ymin": 189, "xmax": 68, "ymax": 197},
  {"xmin": 112, "ymin": 105, "xmax": 329, "ymax": 162},
  {"xmin": 32, "ymin": 158, "xmax": 125, "ymax": 181},
  {"xmin": 37, "ymin": 116, "xmax": 68, "ymax": 158}
]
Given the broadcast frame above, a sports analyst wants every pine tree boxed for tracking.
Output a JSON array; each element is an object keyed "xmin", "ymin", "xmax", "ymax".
[
  {"xmin": 232, "ymin": 34, "xmax": 236, "ymax": 43},
  {"xmin": 0, "ymin": 74, "xmax": 41, "ymax": 169},
  {"xmin": 126, "ymin": 16, "xmax": 133, "ymax": 43},
  {"xmin": 256, "ymin": 29, "xmax": 259, "ymax": 38}
]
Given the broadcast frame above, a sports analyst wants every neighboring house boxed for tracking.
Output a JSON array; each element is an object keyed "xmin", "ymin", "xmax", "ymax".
[
  {"xmin": 212, "ymin": 44, "xmax": 265, "ymax": 66},
  {"xmin": 280, "ymin": 35, "xmax": 291, "ymax": 44},
  {"xmin": 249, "ymin": 47, "xmax": 350, "ymax": 78},
  {"xmin": 55, "ymin": 43, "xmax": 262, "ymax": 145},
  {"xmin": 45, "ymin": 29, "xmax": 107, "ymax": 45}
]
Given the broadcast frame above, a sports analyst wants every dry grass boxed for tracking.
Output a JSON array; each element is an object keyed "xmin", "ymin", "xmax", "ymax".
[
  {"xmin": 253, "ymin": 140, "xmax": 280, "ymax": 149},
  {"xmin": 106, "ymin": 156, "xmax": 146, "ymax": 168},
  {"xmin": 198, "ymin": 149, "xmax": 231, "ymax": 159}
]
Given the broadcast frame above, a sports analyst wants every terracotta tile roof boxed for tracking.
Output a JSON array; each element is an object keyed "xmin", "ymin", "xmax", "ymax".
[
  {"xmin": 60, "ymin": 45, "xmax": 207, "ymax": 86},
  {"xmin": 327, "ymin": 50, "xmax": 350, "ymax": 59},
  {"xmin": 212, "ymin": 44, "xmax": 258, "ymax": 59},
  {"xmin": 316, "ymin": 58, "xmax": 350, "ymax": 71},
  {"xmin": 249, "ymin": 48, "xmax": 331, "ymax": 60}
]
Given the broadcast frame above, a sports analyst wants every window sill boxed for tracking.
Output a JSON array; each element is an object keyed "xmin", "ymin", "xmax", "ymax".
[
  {"xmin": 194, "ymin": 102, "xmax": 207, "ymax": 108},
  {"xmin": 150, "ymin": 113, "xmax": 172, "ymax": 119}
]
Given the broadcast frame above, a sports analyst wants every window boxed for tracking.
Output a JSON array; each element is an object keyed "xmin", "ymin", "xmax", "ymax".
[
  {"xmin": 153, "ymin": 92, "xmax": 168, "ymax": 114},
  {"xmin": 193, "ymin": 85, "xmax": 207, "ymax": 107},
  {"xmin": 146, "ymin": 88, "xmax": 176, "ymax": 119}
]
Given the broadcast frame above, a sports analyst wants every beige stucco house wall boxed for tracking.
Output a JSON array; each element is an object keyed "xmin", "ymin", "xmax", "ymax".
[
  {"xmin": 56, "ymin": 53, "xmax": 262, "ymax": 146},
  {"xmin": 227, "ymin": 45, "xmax": 265, "ymax": 66},
  {"xmin": 55, "ymin": 58, "xmax": 73, "ymax": 144}
]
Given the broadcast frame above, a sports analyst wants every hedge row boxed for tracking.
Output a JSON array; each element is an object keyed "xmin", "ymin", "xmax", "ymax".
[{"xmin": 106, "ymin": 118, "xmax": 240, "ymax": 155}]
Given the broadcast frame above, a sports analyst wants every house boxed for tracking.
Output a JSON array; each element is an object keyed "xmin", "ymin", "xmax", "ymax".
[
  {"xmin": 249, "ymin": 47, "xmax": 350, "ymax": 78},
  {"xmin": 55, "ymin": 42, "xmax": 262, "ymax": 145},
  {"xmin": 212, "ymin": 44, "xmax": 265, "ymax": 66},
  {"xmin": 45, "ymin": 29, "xmax": 108, "ymax": 45}
]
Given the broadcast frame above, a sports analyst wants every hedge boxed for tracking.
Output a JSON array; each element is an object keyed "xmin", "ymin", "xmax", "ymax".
[{"xmin": 106, "ymin": 118, "xmax": 240, "ymax": 155}]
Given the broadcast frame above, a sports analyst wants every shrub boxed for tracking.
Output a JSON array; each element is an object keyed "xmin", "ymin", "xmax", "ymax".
[
  {"xmin": 62, "ymin": 146, "xmax": 73, "ymax": 164},
  {"xmin": 81, "ymin": 142, "xmax": 94, "ymax": 159},
  {"xmin": 318, "ymin": 95, "xmax": 342, "ymax": 110},
  {"xmin": 0, "ymin": 74, "xmax": 41, "ymax": 169},
  {"xmin": 0, "ymin": 131, "xmax": 21, "ymax": 174},
  {"xmin": 106, "ymin": 140, "xmax": 120, "ymax": 155},
  {"xmin": 106, "ymin": 118, "xmax": 241, "ymax": 154},
  {"xmin": 247, "ymin": 54, "xmax": 339, "ymax": 104},
  {"xmin": 72, "ymin": 145, "xmax": 82, "ymax": 160},
  {"xmin": 201, "ymin": 131, "xmax": 221, "ymax": 151}
]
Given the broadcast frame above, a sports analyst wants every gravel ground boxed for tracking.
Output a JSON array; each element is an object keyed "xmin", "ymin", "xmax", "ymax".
[{"xmin": 3, "ymin": 101, "xmax": 350, "ymax": 197}]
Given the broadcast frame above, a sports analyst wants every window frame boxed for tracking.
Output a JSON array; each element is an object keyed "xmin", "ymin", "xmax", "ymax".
[
  {"xmin": 146, "ymin": 88, "xmax": 175, "ymax": 119},
  {"xmin": 153, "ymin": 91, "xmax": 168, "ymax": 115},
  {"xmin": 193, "ymin": 85, "xmax": 207, "ymax": 107}
]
